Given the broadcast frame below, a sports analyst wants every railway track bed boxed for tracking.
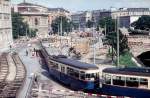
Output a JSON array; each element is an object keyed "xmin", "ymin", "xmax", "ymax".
[{"xmin": 0, "ymin": 52, "xmax": 26, "ymax": 98}]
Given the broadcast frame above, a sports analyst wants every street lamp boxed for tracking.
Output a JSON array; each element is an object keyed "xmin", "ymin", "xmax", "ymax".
[
  {"xmin": 92, "ymin": 17, "xmax": 96, "ymax": 64},
  {"xmin": 116, "ymin": 12, "xmax": 120, "ymax": 67}
]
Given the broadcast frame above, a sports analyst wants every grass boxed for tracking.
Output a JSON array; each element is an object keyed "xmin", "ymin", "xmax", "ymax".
[
  {"xmin": 119, "ymin": 52, "xmax": 137, "ymax": 67},
  {"xmin": 107, "ymin": 47, "xmax": 138, "ymax": 67}
]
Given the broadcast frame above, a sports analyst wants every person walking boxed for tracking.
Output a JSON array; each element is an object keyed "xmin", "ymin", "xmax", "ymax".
[{"xmin": 26, "ymin": 50, "xmax": 28, "ymax": 56}]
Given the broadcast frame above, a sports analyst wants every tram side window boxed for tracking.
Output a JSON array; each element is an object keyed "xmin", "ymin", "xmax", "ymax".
[
  {"xmin": 67, "ymin": 67, "xmax": 73, "ymax": 76},
  {"xmin": 139, "ymin": 78, "xmax": 148, "ymax": 88},
  {"xmin": 74, "ymin": 70, "xmax": 79, "ymax": 78},
  {"xmin": 67, "ymin": 67, "xmax": 79, "ymax": 79},
  {"xmin": 113, "ymin": 76, "xmax": 125, "ymax": 86},
  {"xmin": 52, "ymin": 63, "xmax": 59, "ymax": 70},
  {"xmin": 105, "ymin": 74, "xmax": 111, "ymax": 84},
  {"xmin": 61, "ymin": 66, "xmax": 65, "ymax": 73},
  {"xmin": 126, "ymin": 77, "xmax": 139, "ymax": 87},
  {"xmin": 80, "ymin": 71, "xmax": 85, "ymax": 80},
  {"xmin": 49, "ymin": 61, "xmax": 53, "ymax": 66}
]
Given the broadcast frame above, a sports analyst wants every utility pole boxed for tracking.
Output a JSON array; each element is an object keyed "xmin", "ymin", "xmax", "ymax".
[
  {"xmin": 78, "ymin": 23, "xmax": 80, "ymax": 32},
  {"xmin": 93, "ymin": 19, "xmax": 96, "ymax": 65},
  {"xmin": 26, "ymin": 27, "xmax": 28, "ymax": 40},
  {"xmin": 105, "ymin": 22, "xmax": 107, "ymax": 36},
  {"xmin": 117, "ymin": 16, "xmax": 120, "ymax": 67},
  {"xmin": 60, "ymin": 16, "xmax": 63, "ymax": 54}
]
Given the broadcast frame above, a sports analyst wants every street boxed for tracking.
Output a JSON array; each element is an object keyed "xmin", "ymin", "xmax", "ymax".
[{"xmin": 16, "ymin": 40, "xmax": 73, "ymax": 98}]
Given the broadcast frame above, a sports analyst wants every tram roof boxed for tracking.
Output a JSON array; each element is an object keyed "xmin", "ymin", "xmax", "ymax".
[
  {"xmin": 103, "ymin": 67, "xmax": 150, "ymax": 77},
  {"xmin": 50, "ymin": 55, "xmax": 99, "ymax": 70}
]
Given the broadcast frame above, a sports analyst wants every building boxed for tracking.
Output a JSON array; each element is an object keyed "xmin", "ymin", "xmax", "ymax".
[
  {"xmin": 13, "ymin": 2, "xmax": 49, "ymax": 38},
  {"xmin": 92, "ymin": 9, "xmax": 111, "ymax": 25},
  {"xmin": 0, "ymin": 0, "xmax": 13, "ymax": 51},
  {"xmin": 71, "ymin": 10, "xmax": 111, "ymax": 31},
  {"xmin": 48, "ymin": 8, "xmax": 70, "ymax": 32},
  {"xmin": 71, "ymin": 11, "xmax": 92, "ymax": 31},
  {"xmin": 111, "ymin": 8, "xmax": 150, "ymax": 28}
]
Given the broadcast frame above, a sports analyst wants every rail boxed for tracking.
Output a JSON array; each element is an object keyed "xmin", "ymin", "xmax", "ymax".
[{"xmin": 0, "ymin": 52, "xmax": 26, "ymax": 97}]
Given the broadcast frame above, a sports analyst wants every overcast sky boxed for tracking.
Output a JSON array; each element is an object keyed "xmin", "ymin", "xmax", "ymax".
[{"xmin": 12, "ymin": 0, "xmax": 150, "ymax": 12}]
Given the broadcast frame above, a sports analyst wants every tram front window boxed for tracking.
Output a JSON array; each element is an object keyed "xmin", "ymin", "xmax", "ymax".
[
  {"xmin": 126, "ymin": 77, "xmax": 139, "ymax": 87},
  {"xmin": 113, "ymin": 76, "xmax": 125, "ymax": 86}
]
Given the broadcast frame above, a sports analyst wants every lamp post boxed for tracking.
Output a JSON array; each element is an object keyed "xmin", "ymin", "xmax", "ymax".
[
  {"xmin": 117, "ymin": 15, "xmax": 120, "ymax": 67},
  {"xmin": 92, "ymin": 17, "xmax": 96, "ymax": 64}
]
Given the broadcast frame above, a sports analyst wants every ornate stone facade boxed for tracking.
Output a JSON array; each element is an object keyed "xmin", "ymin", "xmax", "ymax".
[{"xmin": 0, "ymin": 0, "xmax": 13, "ymax": 51}]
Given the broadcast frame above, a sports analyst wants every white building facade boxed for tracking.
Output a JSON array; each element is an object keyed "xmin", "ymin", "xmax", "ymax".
[
  {"xmin": 13, "ymin": 2, "xmax": 49, "ymax": 38},
  {"xmin": 71, "ymin": 11, "xmax": 92, "ymax": 31},
  {"xmin": 0, "ymin": 0, "xmax": 13, "ymax": 51},
  {"xmin": 111, "ymin": 8, "xmax": 150, "ymax": 28}
]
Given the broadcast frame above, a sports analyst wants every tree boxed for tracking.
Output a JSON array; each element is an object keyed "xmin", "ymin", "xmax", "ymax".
[
  {"xmin": 12, "ymin": 12, "xmax": 37, "ymax": 39},
  {"xmin": 51, "ymin": 16, "xmax": 72, "ymax": 35},
  {"xmin": 131, "ymin": 15, "xmax": 150, "ymax": 31},
  {"xmin": 98, "ymin": 17, "xmax": 116, "ymax": 34},
  {"xmin": 106, "ymin": 30, "xmax": 129, "ymax": 55},
  {"xmin": 86, "ymin": 20, "xmax": 94, "ymax": 28}
]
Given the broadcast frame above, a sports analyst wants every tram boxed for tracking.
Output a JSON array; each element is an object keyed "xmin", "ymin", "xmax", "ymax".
[
  {"xmin": 41, "ymin": 46, "xmax": 99, "ymax": 91},
  {"xmin": 101, "ymin": 67, "xmax": 150, "ymax": 98}
]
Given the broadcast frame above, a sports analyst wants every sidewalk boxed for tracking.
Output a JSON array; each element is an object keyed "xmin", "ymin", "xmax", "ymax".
[{"xmin": 18, "ymin": 46, "xmax": 47, "ymax": 98}]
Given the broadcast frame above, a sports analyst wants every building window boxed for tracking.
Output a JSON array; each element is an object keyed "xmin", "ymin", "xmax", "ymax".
[
  {"xmin": 35, "ymin": 18, "xmax": 38, "ymax": 25},
  {"xmin": 0, "ymin": 14, "xmax": 2, "ymax": 19}
]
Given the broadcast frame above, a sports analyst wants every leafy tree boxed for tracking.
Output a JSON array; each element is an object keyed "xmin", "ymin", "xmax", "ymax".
[
  {"xmin": 106, "ymin": 30, "xmax": 129, "ymax": 55},
  {"xmin": 12, "ymin": 12, "xmax": 37, "ymax": 39},
  {"xmin": 131, "ymin": 15, "xmax": 150, "ymax": 31},
  {"xmin": 86, "ymin": 20, "xmax": 94, "ymax": 28},
  {"xmin": 105, "ymin": 30, "xmax": 129, "ymax": 64},
  {"xmin": 51, "ymin": 16, "xmax": 72, "ymax": 35},
  {"xmin": 98, "ymin": 17, "xmax": 116, "ymax": 34},
  {"xmin": 29, "ymin": 29, "xmax": 37, "ymax": 38}
]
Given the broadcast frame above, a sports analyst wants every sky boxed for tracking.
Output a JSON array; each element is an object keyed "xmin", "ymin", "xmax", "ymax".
[{"xmin": 12, "ymin": 0, "xmax": 150, "ymax": 12}]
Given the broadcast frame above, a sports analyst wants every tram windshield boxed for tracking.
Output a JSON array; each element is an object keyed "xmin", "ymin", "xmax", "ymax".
[{"xmin": 84, "ymin": 73, "xmax": 99, "ymax": 81}]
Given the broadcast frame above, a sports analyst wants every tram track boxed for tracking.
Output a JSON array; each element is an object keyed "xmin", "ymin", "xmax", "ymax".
[{"xmin": 0, "ymin": 52, "xmax": 26, "ymax": 98}]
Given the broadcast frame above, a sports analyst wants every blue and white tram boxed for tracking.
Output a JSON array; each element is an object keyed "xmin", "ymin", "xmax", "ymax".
[
  {"xmin": 101, "ymin": 67, "xmax": 150, "ymax": 98},
  {"xmin": 40, "ymin": 46, "xmax": 99, "ymax": 90},
  {"xmin": 47, "ymin": 55, "xmax": 99, "ymax": 90}
]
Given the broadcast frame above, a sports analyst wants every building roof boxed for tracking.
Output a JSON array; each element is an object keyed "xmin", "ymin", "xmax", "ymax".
[
  {"xmin": 103, "ymin": 67, "xmax": 150, "ymax": 77},
  {"xmin": 48, "ymin": 8, "xmax": 70, "ymax": 13},
  {"xmin": 18, "ymin": 2, "xmax": 48, "ymax": 8},
  {"xmin": 127, "ymin": 8, "xmax": 150, "ymax": 12},
  {"xmin": 50, "ymin": 55, "xmax": 99, "ymax": 70}
]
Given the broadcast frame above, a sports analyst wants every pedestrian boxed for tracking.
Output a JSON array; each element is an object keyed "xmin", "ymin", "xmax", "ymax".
[
  {"xmin": 26, "ymin": 50, "xmax": 28, "ymax": 56},
  {"xmin": 34, "ymin": 48, "xmax": 36, "ymax": 52},
  {"xmin": 35, "ymin": 50, "xmax": 38, "ymax": 57}
]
